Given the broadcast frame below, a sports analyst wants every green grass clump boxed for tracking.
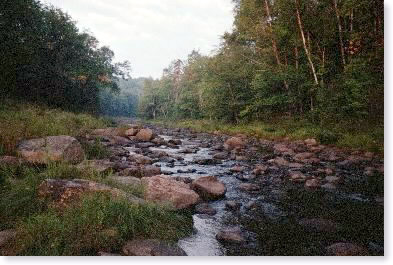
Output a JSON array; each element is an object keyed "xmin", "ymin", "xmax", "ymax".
[
  {"xmin": 0, "ymin": 165, "xmax": 48, "ymax": 230},
  {"xmin": 0, "ymin": 162, "xmax": 110, "ymax": 230},
  {"xmin": 0, "ymin": 100, "xmax": 111, "ymax": 155},
  {"xmin": 81, "ymin": 139, "xmax": 111, "ymax": 160},
  {"xmin": 10, "ymin": 193, "xmax": 193, "ymax": 256}
]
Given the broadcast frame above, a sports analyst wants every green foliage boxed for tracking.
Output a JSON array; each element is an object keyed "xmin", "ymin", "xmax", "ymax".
[
  {"xmin": 0, "ymin": 165, "xmax": 47, "ymax": 230},
  {"xmin": 81, "ymin": 139, "xmax": 111, "ymax": 160},
  {"xmin": 139, "ymin": 0, "xmax": 383, "ymax": 136},
  {"xmin": 316, "ymin": 130, "xmax": 339, "ymax": 145},
  {"xmin": 11, "ymin": 194, "xmax": 193, "ymax": 256},
  {"xmin": 0, "ymin": 100, "xmax": 110, "ymax": 155},
  {"xmin": 0, "ymin": 0, "xmax": 130, "ymax": 113}
]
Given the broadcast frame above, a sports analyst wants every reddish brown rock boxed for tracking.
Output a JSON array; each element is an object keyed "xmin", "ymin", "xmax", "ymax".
[
  {"xmin": 216, "ymin": 228, "xmax": 246, "ymax": 244},
  {"xmin": 304, "ymin": 138, "xmax": 318, "ymax": 146},
  {"xmin": 239, "ymin": 183, "xmax": 260, "ymax": 192},
  {"xmin": 191, "ymin": 176, "xmax": 226, "ymax": 200},
  {"xmin": 224, "ymin": 137, "xmax": 245, "ymax": 151},
  {"xmin": 305, "ymin": 178, "xmax": 321, "ymax": 189},
  {"xmin": 16, "ymin": 136, "xmax": 84, "ymax": 164},
  {"xmin": 136, "ymin": 128, "xmax": 154, "ymax": 142},
  {"xmin": 125, "ymin": 128, "xmax": 139, "ymax": 137},
  {"xmin": 253, "ymin": 164, "xmax": 268, "ymax": 176},
  {"xmin": 141, "ymin": 175, "xmax": 200, "ymax": 210},
  {"xmin": 326, "ymin": 242, "xmax": 369, "ymax": 256},
  {"xmin": 273, "ymin": 144, "xmax": 293, "ymax": 154},
  {"xmin": 128, "ymin": 154, "xmax": 153, "ymax": 165},
  {"xmin": 230, "ymin": 165, "xmax": 245, "ymax": 173},
  {"xmin": 38, "ymin": 179, "xmax": 142, "ymax": 209},
  {"xmin": 294, "ymin": 152, "xmax": 314, "ymax": 161},
  {"xmin": 289, "ymin": 171, "xmax": 306, "ymax": 182}
]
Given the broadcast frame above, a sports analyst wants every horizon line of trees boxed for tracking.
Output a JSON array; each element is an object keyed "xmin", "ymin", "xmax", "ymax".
[{"xmin": 139, "ymin": 0, "xmax": 383, "ymax": 127}]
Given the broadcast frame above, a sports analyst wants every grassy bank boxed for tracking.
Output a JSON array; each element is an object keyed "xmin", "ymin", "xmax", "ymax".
[
  {"xmin": 0, "ymin": 162, "xmax": 192, "ymax": 255},
  {"xmin": 0, "ymin": 101, "xmax": 193, "ymax": 255},
  {"xmin": 149, "ymin": 119, "xmax": 383, "ymax": 154},
  {"xmin": 0, "ymin": 100, "xmax": 112, "ymax": 155}
]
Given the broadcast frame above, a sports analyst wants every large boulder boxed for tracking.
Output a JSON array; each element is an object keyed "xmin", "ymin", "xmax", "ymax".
[
  {"xmin": 38, "ymin": 179, "xmax": 143, "ymax": 209},
  {"xmin": 224, "ymin": 137, "xmax": 245, "ymax": 151},
  {"xmin": 91, "ymin": 127, "xmax": 129, "ymax": 137},
  {"xmin": 141, "ymin": 175, "xmax": 200, "ymax": 210},
  {"xmin": 125, "ymin": 128, "xmax": 140, "ymax": 137},
  {"xmin": 136, "ymin": 129, "xmax": 155, "ymax": 142},
  {"xmin": 16, "ymin": 136, "xmax": 84, "ymax": 164},
  {"xmin": 122, "ymin": 239, "xmax": 186, "ymax": 256},
  {"xmin": 191, "ymin": 176, "xmax": 226, "ymax": 200}
]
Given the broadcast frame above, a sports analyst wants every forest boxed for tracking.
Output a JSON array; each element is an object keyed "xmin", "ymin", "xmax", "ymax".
[
  {"xmin": 139, "ymin": 0, "xmax": 383, "ymax": 130},
  {"xmin": 0, "ymin": 0, "xmax": 386, "ymax": 257},
  {"xmin": 0, "ymin": 0, "xmax": 132, "ymax": 114}
]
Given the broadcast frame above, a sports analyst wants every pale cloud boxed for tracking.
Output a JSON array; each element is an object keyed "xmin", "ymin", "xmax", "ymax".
[{"xmin": 42, "ymin": 0, "xmax": 234, "ymax": 78}]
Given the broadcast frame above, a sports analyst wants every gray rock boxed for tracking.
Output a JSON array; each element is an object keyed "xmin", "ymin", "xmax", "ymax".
[
  {"xmin": 195, "ymin": 203, "xmax": 217, "ymax": 215},
  {"xmin": 225, "ymin": 201, "xmax": 242, "ymax": 210}
]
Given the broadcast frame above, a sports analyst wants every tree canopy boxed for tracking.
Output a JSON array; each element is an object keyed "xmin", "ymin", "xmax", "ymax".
[
  {"xmin": 139, "ymin": 0, "xmax": 383, "ymax": 127},
  {"xmin": 0, "ymin": 0, "xmax": 130, "ymax": 113}
]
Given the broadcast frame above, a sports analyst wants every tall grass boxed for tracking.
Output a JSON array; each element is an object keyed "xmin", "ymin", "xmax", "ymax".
[
  {"xmin": 8, "ymin": 194, "xmax": 192, "ymax": 256},
  {"xmin": 0, "ymin": 100, "xmax": 111, "ymax": 155}
]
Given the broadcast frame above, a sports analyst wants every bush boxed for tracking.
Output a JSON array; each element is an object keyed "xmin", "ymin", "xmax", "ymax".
[
  {"xmin": 10, "ymin": 194, "xmax": 193, "ymax": 256},
  {"xmin": 316, "ymin": 130, "xmax": 339, "ymax": 145}
]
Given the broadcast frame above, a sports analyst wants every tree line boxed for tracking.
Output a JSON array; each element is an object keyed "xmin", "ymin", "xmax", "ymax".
[
  {"xmin": 139, "ymin": 0, "xmax": 383, "ymax": 127},
  {"xmin": 0, "ymin": 0, "xmax": 130, "ymax": 113}
]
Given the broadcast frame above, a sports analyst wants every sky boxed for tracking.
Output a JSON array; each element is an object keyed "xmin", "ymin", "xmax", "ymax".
[{"xmin": 42, "ymin": 0, "xmax": 235, "ymax": 79}]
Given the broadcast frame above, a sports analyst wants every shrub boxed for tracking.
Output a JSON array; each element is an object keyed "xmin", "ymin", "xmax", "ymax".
[{"xmin": 316, "ymin": 130, "xmax": 339, "ymax": 145}]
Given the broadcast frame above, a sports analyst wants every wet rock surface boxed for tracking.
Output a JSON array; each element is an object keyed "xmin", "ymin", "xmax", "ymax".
[{"xmin": 83, "ymin": 122, "xmax": 383, "ymax": 256}]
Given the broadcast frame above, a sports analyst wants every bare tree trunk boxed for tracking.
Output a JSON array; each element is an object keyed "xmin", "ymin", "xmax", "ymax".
[
  {"xmin": 264, "ymin": 0, "xmax": 289, "ymax": 90},
  {"xmin": 295, "ymin": 0, "xmax": 319, "ymax": 85},
  {"xmin": 333, "ymin": 0, "xmax": 346, "ymax": 65},
  {"xmin": 294, "ymin": 46, "xmax": 299, "ymax": 70}
]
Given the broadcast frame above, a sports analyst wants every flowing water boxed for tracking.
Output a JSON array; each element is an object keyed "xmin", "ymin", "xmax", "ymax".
[{"xmin": 125, "ymin": 128, "xmax": 384, "ymax": 256}]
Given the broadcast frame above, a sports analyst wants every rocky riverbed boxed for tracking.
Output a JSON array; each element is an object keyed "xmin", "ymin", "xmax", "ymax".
[
  {"xmin": 1, "ymin": 121, "xmax": 384, "ymax": 256},
  {"xmin": 109, "ymin": 121, "xmax": 383, "ymax": 256}
]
